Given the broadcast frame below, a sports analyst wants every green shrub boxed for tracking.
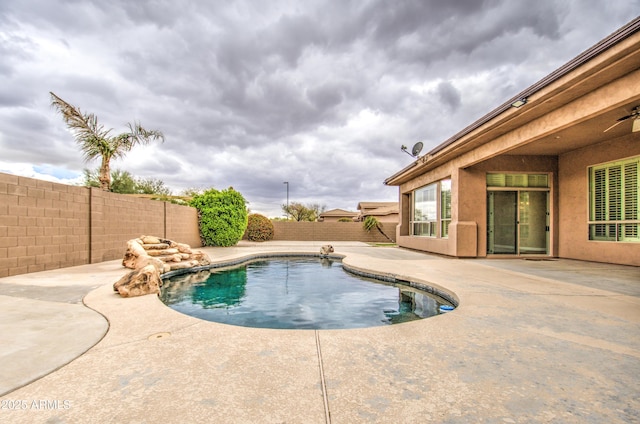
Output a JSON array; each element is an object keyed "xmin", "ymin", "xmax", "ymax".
[
  {"xmin": 362, "ymin": 215, "xmax": 394, "ymax": 242},
  {"xmin": 363, "ymin": 215, "xmax": 379, "ymax": 231},
  {"xmin": 189, "ymin": 187, "xmax": 248, "ymax": 247},
  {"xmin": 338, "ymin": 218, "xmax": 353, "ymax": 222},
  {"xmin": 245, "ymin": 213, "xmax": 274, "ymax": 241}
]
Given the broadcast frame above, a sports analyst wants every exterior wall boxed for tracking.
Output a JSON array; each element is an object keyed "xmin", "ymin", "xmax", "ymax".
[
  {"xmin": 396, "ymin": 138, "xmax": 640, "ymax": 266},
  {"xmin": 0, "ymin": 173, "xmax": 201, "ymax": 277},
  {"xmin": 396, "ymin": 161, "xmax": 458, "ymax": 256},
  {"xmin": 0, "ymin": 173, "xmax": 89, "ymax": 276},
  {"xmin": 558, "ymin": 135, "xmax": 640, "ymax": 266},
  {"xmin": 465, "ymin": 155, "xmax": 559, "ymax": 257},
  {"xmin": 369, "ymin": 213, "xmax": 399, "ymax": 222},
  {"xmin": 396, "ymin": 155, "xmax": 558, "ymax": 258},
  {"xmin": 166, "ymin": 202, "xmax": 201, "ymax": 248},
  {"xmin": 90, "ymin": 189, "xmax": 166, "ymax": 263},
  {"xmin": 272, "ymin": 221, "xmax": 396, "ymax": 243}
]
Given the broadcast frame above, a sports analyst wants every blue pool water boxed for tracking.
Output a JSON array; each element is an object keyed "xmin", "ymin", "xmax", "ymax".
[{"xmin": 159, "ymin": 257, "xmax": 452, "ymax": 330}]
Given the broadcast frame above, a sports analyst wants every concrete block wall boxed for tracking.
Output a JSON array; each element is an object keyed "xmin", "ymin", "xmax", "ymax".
[
  {"xmin": 1, "ymin": 171, "xmax": 399, "ymax": 276},
  {"xmin": 272, "ymin": 221, "xmax": 397, "ymax": 243},
  {"xmin": 89, "ymin": 189, "xmax": 166, "ymax": 263},
  {"xmin": 165, "ymin": 202, "xmax": 201, "ymax": 248},
  {"xmin": 0, "ymin": 172, "xmax": 201, "ymax": 277},
  {"xmin": 0, "ymin": 173, "xmax": 90, "ymax": 277}
]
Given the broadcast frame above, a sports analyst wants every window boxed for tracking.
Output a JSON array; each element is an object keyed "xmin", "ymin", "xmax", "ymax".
[
  {"xmin": 589, "ymin": 157, "xmax": 639, "ymax": 242},
  {"xmin": 486, "ymin": 173, "xmax": 548, "ymax": 188},
  {"xmin": 412, "ymin": 179, "xmax": 451, "ymax": 238}
]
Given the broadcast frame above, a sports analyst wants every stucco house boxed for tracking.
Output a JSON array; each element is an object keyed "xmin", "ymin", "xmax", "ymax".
[
  {"xmin": 356, "ymin": 202, "xmax": 399, "ymax": 222},
  {"xmin": 318, "ymin": 208, "xmax": 358, "ymax": 222},
  {"xmin": 384, "ymin": 18, "xmax": 640, "ymax": 266}
]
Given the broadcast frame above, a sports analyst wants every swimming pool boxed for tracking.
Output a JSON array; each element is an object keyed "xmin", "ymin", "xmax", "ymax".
[{"xmin": 159, "ymin": 257, "xmax": 454, "ymax": 330}]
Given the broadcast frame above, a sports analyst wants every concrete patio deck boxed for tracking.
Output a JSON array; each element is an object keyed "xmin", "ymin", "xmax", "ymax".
[{"xmin": 0, "ymin": 241, "xmax": 638, "ymax": 423}]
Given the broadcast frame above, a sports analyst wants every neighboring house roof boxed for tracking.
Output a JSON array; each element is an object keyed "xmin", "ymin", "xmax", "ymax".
[
  {"xmin": 385, "ymin": 16, "xmax": 640, "ymax": 186},
  {"xmin": 362, "ymin": 206, "xmax": 399, "ymax": 216},
  {"xmin": 319, "ymin": 208, "xmax": 358, "ymax": 217},
  {"xmin": 357, "ymin": 202, "xmax": 398, "ymax": 212}
]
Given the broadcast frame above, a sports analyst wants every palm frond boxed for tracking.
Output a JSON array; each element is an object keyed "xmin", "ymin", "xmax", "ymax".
[
  {"xmin": 50, "ymin": 92, "xmax": 116, "ymax": 158},
  {"xmin": 128, "ymin": 121, "xmax": 165, "ymax": 145}
]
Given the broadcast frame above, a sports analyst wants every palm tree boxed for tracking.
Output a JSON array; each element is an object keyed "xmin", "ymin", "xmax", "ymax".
[{"xmin": 50, "ymin": 92, "xmax": 164, "ymax": 191}]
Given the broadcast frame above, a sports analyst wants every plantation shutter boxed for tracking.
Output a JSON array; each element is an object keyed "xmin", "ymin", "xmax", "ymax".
[
  {"xmin": 589, "ymin": 157, "xmax": 640, "ymax": 241},
  {"xmin": 609, "ymin": 165, "xmax": 622, "ymax": 236},
  {"xmin": 624, "ymin": 162, "xmax": 639, "ymax": 238},
  {"xmin": 593, "ymin": 168, "xmax": 607, "ymax": 237}
]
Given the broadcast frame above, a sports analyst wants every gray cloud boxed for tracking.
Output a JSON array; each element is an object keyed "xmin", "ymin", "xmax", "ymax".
[
  {"xmin": 436, "ymin": 81, "xmax": 461, "ymax": 112},
  {"xmin": 0, "ymin": 0, "xmax": 637, "ymax": 216}
]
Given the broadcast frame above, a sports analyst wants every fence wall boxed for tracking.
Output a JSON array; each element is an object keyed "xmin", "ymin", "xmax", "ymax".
[
  {"xmin": 272, "ymin": 221, "xmax": 397, "ymax": 243},
  {"xmin": 1, "ymin": 172, "xmax": 400, "ymax": 277},
  {"xmin": 0, "ymin": 172, "xmax": 200, "ymax": 277}
]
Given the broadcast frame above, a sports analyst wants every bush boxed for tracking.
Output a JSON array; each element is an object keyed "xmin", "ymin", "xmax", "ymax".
[
  {"xmin": 189, "ymin": 187, "xmax": 248, "ymax": 247},
  {"xmin": 363, "ymin": 215, "xmax": 394, "ymax": 242},
  {"xmin": 363, "ymin": 215, "xmax": 379, "ymax": 231},
  {"xmin": 337, "ymin": 218, "xmax": 353, "ymax": 222},
  {"xmin": 245, "ymin": 213, "xmax": 274, "ymax": 241}
]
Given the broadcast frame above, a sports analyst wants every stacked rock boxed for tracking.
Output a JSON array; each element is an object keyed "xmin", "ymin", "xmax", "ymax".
[{"xmin": 114, "ymin": 235, "xmax": 211, "ymax": 298}]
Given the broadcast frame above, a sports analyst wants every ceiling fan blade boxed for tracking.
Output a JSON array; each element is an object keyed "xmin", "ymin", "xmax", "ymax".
[
  {"xmin": 604, "ymin": 120, "xmax": 625, "ymax": 133},
  {"xmin": 604, "ymin": 114, "xmax": 635, "ymax": 132}
]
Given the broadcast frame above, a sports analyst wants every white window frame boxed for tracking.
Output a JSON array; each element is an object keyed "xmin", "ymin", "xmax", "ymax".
[{"xmin": 411, "ymin": 179, "xmax": 451, "ymax": 238}]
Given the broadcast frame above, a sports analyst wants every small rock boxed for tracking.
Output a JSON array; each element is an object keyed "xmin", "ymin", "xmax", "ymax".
[
  {"xmin": 141, "ymin": 235, "xmax": 161, "ymax": 244},
  {"xmin": 176, "ymin": 243, "xmax": 192, "ymax": 254},
  {"xmin": 143, "ymin": 243, "xmax": 171, "ymax": 250}
]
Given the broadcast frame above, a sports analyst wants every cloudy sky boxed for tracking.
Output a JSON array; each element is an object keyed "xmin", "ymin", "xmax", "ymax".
[{"xmin": 1, "ymin": 1, "xmax": 638, "ymax": 217}]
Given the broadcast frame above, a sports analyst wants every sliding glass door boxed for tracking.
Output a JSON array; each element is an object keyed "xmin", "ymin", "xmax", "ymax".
[{"xmin": 487, "ymin": 190, "xmax": 549, "ymax": 255}]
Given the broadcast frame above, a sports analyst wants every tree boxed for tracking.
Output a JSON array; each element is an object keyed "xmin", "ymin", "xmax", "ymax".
[
  {"xmin": 190, "ymin": 187, "xmax": 248, "ymax": 246},
  {"xmin": 50, "ymin": 92, "xmax": 164, "ymax": 192},
  {"xmin": 136, "ymin": 177, "xmax": 171, "ymax": 196},
  {"xmin": 82, "ymin": 167, "xmax": 170, "ymax": 196},
  {"xmin": 363, "ymin": 216, "xmax": 394, "ymax": 242},
  {"xmin": 82, "ymin": 168, "xmax": 100, "ymax": 188},
  {"xmin": 83, "ymin": 168, "xmax": 136, "ymax": 193},
  {"xmin": 282, "ymin": 202, "xmax": 325, "ymax": 221},
  {"xmin": 110, "ymin": 169, "xmax": 137, "ymax": 194}
]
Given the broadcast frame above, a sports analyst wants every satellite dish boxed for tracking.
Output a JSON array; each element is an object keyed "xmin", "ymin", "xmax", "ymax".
[
  {"xmin": 401, "ymin": 142, "xmax": 424, "ymax": 158},
  {"xmin": 411, "ymin": 142, "xmax": 423, "ymax": 157}
]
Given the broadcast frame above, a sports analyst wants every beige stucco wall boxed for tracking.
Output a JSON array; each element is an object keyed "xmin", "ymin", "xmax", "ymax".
[
  {"xmin": 396, "ymin": 155, "xmax": 558, "ymax": 258},
  {"xmin": 466, "ymin": 155, "xmax": 559, "ymax": 257},
  {"xmin": 558, "ymin": 134, "xmax": 640, "ymax": 266},
  {"xmin": 396, "ymin": 138, "xmax": 640, "ymax": 266}
]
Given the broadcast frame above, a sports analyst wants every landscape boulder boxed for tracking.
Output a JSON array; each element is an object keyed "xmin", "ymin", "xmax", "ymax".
[
  {"xmin": 113, "ymin": 235, "xmax": 211, "ymax": 298},
  {"xmin": 113, "ymin": 264, "xmax": 162, "ymax": 298}
]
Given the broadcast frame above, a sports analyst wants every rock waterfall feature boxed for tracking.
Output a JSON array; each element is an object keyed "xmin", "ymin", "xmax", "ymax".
[{"xmin": 113, "ymin": 235, "xmax": 211, "ymax": 297}]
